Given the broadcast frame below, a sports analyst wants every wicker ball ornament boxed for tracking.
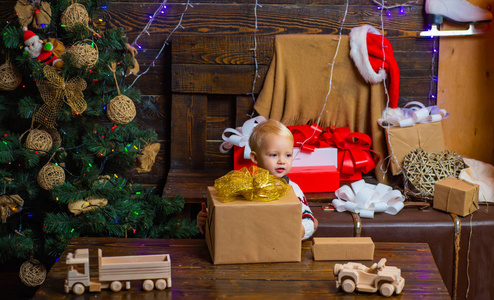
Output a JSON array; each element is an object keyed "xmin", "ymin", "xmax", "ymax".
[
  {"xmin": 66, "ymin": 42, "xmax": 98, "ymax": 68},
  {"xmin": 38, "ymin": 163, "xmax": 65, "ymax": 190},
  {"xmin": 106, "ymin": 95, "xmax": 136, "ymax": 124},
  {"xmin": 25, "ymin": 129, "xmax": 53, "ymax": 155},
  {"xmin": 19, "ymin": 259, "xmax": 46, "ymax": 287},
  {"xmin": 0, "ymin": 61, "xmax": 22, "ymax": 91},
  {"xmin": 61, "ymin": 3, "xmax": 89, "ymax": 31}
]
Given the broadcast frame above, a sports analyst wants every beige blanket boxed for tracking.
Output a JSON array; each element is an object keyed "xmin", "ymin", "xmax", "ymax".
[{"xmin": 254, "ymin": 34, "xmax": 389, "ymax": 182}]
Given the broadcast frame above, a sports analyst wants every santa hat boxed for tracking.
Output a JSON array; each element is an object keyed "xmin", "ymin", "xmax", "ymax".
[
  {"xmin": 23, "ymin": 27, "xmax": 38, "ymax": 45},
  {"xmin": 349, "ymin": 25, "xmax": 400, "ymax": 109}
]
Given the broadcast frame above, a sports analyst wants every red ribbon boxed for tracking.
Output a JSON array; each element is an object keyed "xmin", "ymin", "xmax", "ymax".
[
  {"xmin": 322, "ymin": 127, "xmax": 380, "ymax": 176},
  {"xmin": 288, "ymin": 124, "xmax": 331, "ymax": 152}
]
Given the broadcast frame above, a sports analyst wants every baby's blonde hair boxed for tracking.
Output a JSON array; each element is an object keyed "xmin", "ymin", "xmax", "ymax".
[{"xmin": 249, "ymin": 119, "xmax": 294, "ymax": 153}]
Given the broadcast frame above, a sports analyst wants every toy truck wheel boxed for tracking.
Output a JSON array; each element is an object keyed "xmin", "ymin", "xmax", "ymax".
[
  {"xmin": 142, "ymin": 279, "xmax": 154, "ymax": 291},
  {"xmin": 341, "ymin": 278, "xmax": 356, "ymax": 294},
  {"xmin": 72, "ymin": 283, "xmax": 85, "ymax": 295},
  {"xmin": 155, "ymin": 279, "xmax": 167, "ymax": 290},
  {"xmin": 380, "ymin": 283, "xmax": 395, "ymax": 297},
  {"xmin": 110, "ymin": 281, "xmax": 123, "ymax": 292}
]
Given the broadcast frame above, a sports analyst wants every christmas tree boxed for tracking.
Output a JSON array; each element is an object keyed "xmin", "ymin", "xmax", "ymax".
[{"xmin": 0, "ymin": 0, "xmax": 197, "ymax": 283}]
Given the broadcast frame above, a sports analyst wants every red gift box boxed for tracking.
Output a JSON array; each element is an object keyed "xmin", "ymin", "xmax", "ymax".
[{"xmin": 288, "ymin": 165, "xmax": 339, "ymax": 193}]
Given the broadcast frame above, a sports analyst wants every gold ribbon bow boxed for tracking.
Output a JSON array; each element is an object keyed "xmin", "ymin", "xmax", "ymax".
[
  {"xmin": 35, "ymin": 65, "xmax": 87, "ymax": 128},
  {"xmin": 15, "ymin": 0, "xmax": 52, "ymax": 29},
  {"xmin": 214, "ymin": 166, "xmax": 290, "ymax": 202}
]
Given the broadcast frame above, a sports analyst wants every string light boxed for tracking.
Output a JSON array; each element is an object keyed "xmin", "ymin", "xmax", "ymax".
[
  {"xmin": 249, "ymin": 0, "xmax": 262, "ymax": 110},
  {"xmin": 126, "ymin": 0, "xmax": 193, "ymax": 90},
  {"xmin": 371, "ymin": 0, "xmax": 417, "ymax": 15}
]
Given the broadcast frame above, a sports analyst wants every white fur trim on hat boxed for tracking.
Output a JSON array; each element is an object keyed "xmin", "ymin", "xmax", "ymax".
[{"xmin": 349, "ymin": 25, "xmax": 386, "ymax": 84}]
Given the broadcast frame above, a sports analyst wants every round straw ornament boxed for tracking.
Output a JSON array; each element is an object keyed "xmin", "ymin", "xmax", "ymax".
[
  {"xmin": 61, "ymin": 3, "xmax": 89, "ymax": 31},
  {"xmin": 19, "ymin": 259, "xmax": 46, "ymax": 287},
  {"xmin": 106, "ymin": 95, "xmax": 136, "ymax": 124},
  {"xmin": 66, "ymin": 41, "xmax": 98, "ymax": 68},
  {"xmin": 38, "ymin": 163, "xmax": 65, "ymax": 190},
  {"xmin": 0, "ymin": 61, "xmax": 22, "ymax": 91},
  {"xmin": 25, "ymin": 129, "xmax": 53, "ymax": 155}
]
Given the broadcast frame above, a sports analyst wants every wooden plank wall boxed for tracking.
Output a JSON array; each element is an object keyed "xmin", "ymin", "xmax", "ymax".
[
  {"xmin": 0, "ymin": 0, "xmax": 435, "ymax": 194},
  {"xmin": 438, "ymin": 18, "xmax": 494, "ymax": 165}
]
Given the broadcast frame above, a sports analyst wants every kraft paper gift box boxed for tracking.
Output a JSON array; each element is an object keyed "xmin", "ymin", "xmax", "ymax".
[
  {"xmin": 289, "ymin": 165, "xmax": 340, "ymax": 193},
  {"xmin": 205, "ymin": 186, "xmax": 302, "ymax": 264},
  {"xmin": 385, "ymin": 122, "xmax": 445, "ymax": 175},
  {"xmin": 311, "ymin": 237, "xmax": 375, "ymax": 261},
  {"xmin": 433, "ymin": 178, "xmax": 479, "ymax": 217}
]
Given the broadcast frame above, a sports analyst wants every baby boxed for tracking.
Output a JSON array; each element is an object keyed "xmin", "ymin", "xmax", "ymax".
[{"xmin": 198, "ymin": 119, "xmax": 318, "ymax": 240}]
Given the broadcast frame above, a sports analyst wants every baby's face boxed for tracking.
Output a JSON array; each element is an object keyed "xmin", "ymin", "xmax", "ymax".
[{"xmin": 253, "ymin": 133, "xmax": 293, "ymax": 178}]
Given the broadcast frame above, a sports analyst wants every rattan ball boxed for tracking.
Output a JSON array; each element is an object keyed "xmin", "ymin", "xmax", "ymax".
[
  {"xmin": 61, "ymin": 3, "xmax": 89, "ymax": 31},
  {"xmin": 0, "ymin": 61, "xmax": 22, "ymax": 91},
  {"xmin": 38, "ymin": 163, "xmax": 65, "ymax": 190},
  {"xmin": 106, "ymin": 95, "xmax": 136, "ymax": 124},
  {"xmin": 25, "ymin": 129, "xmax": 53, "ymax": 155},
  {"xmin": 19, "ymin": 259, "xmax": 46, "ymax": 287},
  {"xmin": 66, "ymin": 42, "xmax": 98, "ymax": 68}
]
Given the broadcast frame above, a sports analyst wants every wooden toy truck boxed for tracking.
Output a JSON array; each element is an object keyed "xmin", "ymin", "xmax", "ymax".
[{"xmin": 64, "ymin": 248, "xmax": 172, "ymax": 295}]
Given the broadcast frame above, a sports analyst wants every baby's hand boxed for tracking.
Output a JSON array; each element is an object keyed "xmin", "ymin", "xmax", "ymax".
[{"xmin": 197, "ymin": 202, "xmax": 207, "ymax": 235}]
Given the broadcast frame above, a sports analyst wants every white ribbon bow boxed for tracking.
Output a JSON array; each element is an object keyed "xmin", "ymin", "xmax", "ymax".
[
  {"xmin": 332, "ymin": 180, "xmax": 405, "ymax": 218},
  {"xmin": 378, "ymin": 101, "xmax": 449, "ymax": 128},
  {"xmin": 219, "ymin": 116, "xmax": 267, "ymax": 159}
]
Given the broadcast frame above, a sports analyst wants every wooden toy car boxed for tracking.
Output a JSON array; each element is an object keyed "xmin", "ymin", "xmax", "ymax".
[
  {"xmin": 64, "ymin": 248, "xmax": 172, "ymax": 295},
  {"xmin": 333, "ymin": 258, "xmax": 405, "ymax": 297}
]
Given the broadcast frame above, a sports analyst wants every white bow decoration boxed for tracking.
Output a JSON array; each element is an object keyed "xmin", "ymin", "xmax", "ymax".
[
  {"xmin": 219, "ymin": 116, "xmax": 266, "ymax": 159},
  {"xmin": 332, "ymin": 180, "xmax": 405, "ymax": 218},
  {"xmin": 379, "ymin": 101, "xmax": 449, "ymax": 128}
]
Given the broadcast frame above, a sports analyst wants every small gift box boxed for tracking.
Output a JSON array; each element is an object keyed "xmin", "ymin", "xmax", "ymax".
[
  {"xmin": 311, "ymin": 237, "xmax": 375, "ymax": 261},
  {"xmin": 433, "ymin": 178, "xmax": 479, "ymax": 217},
  {"xmin": 205, "ymin": 167, "xmax": 301, "ymax": 264},
  {"xmin": 385, "ymin": 122, "xmax": 445, "ymax": 175}
]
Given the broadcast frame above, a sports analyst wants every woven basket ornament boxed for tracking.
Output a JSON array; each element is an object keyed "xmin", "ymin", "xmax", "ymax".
[
  {"xmin": 19, "ymin": 259, "xmax": 46, "ymax": 287},
  {"xmin": 0, "ymin": 60, "xmax": 22, "ymax": 91},
  {"xmin": 106, "ymin": 62, "xmax": 136, "ymax": 124},
  {"xmin": 37, "ymin": 163, "xmax": 65, "ymax": 190},
  {"xmin": 403, "ymin": 148, "xmax": 466, "ymax": 200},
  {"xmin": 66, "ymin": 40, "xmax": 98, "ymax": 68},
  {"xmin": 25, "ymin": 129, "xmax": 53, "ymax": 155}
]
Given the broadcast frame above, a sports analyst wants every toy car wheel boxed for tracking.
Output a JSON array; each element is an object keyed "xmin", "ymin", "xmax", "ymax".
[
  {"xmin": 111, "ymin": 281, "xmax": 122, "ymax": 292},
  {"xmin": 155, "ymin": 279, "xmax": 167, "ymax": 290},
  {"xmin": 72, "ymin": 283, "xmax": 85, "ymax": 295},
  {"xmin": 341, "ymin": 278, "xmax": 356, "ymax": 293},
  {"xmin": 143, "ymin": 279, "xmax": 154, "ymax": 291},
  {"xmin": 380, "ymin": 283, "xmax": 395, "ymax": 297}
]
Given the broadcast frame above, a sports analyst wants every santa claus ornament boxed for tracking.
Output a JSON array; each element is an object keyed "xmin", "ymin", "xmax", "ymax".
[{"xmin": 23, "ymin": 28, "xmax": 64, "ymax": 68}]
